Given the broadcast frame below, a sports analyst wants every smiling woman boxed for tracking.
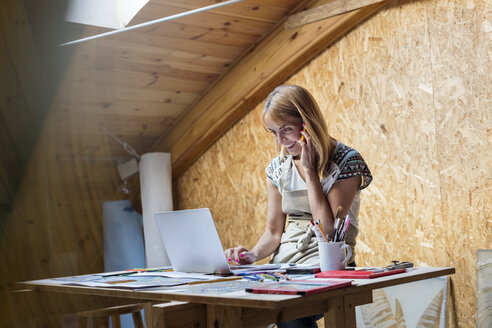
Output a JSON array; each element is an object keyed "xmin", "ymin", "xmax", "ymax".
[
  {"xmin": 261, "ymin": 85, "xmax": 334, "ymax": 179},
  {"xmin": 225, "ymin": 84, "xmax": 372, "ymax": 328}
]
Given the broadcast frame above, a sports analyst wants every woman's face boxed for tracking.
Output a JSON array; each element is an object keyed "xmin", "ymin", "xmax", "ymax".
[{"xmin": 265, "ymin": 115, "xmax": 303, "ymax": 157}]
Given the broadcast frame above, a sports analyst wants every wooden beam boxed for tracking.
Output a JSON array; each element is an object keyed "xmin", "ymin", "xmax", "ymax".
[
  {"xmin": 285, "ymin": 0, "xmax": 386, "ymax": 29},
  {"xmin": 152, "ymin": 0, "xmax": 388, "ymax": 179}
]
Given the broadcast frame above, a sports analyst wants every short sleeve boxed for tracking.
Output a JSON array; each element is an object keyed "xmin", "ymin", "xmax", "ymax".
[
  {"xmin": 335, "ymin": 149, "xmax": 372, "ymax": 190},
  {"xmin": 265, "ymin": 155, "xmax": 284, "ymax": 188}
]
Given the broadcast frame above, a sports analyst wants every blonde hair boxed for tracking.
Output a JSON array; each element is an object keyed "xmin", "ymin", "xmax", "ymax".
[{"xmin": 261, "ymin": 85, "xmax": 333, "ymax": 179}]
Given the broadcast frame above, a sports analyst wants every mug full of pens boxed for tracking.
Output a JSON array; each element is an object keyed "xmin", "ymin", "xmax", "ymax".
[
  {"xmin": 318, "ymin": 241, "xmax": 352, "ymax": 271},
  {"xmin": 312, "ymin": 208, "xmax": 353, "ymax": 271}
]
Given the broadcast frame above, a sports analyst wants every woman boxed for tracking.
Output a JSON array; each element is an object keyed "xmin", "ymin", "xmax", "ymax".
[{"xmin": 225, "ymin": 85, "xmax": 372, "ymax": 327}]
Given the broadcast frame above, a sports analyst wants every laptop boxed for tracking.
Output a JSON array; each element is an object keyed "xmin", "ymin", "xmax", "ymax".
[{"xmin": 154, "ymin": 208, "xmax": 234, "ymax": 274}]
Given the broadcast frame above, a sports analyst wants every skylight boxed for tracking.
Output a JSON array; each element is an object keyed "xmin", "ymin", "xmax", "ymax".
[{"xmin": 65, "ymin": 0, "xmax": 149, "ymax": 29}]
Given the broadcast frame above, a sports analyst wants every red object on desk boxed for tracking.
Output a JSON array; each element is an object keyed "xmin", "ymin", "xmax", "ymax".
[
  {"xmin": 245, "ymin": 280, "xmax": 352, "ymax": 296},
  {"xmin": 315, "ymin": 268, "xmax": 406, "ymax": 279}
]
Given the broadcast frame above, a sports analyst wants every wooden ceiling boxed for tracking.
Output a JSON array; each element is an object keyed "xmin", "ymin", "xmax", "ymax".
[
  {"xmin": 1, "ymin": 0, "xmax": 387, "ymax": 211},
  {"xmin": 55, "ymin": 0, "xmax": 386, "ymax": 182},
  {"xmin": 58, "ymin": 0, "xmax": 302, "ymax": 172}
]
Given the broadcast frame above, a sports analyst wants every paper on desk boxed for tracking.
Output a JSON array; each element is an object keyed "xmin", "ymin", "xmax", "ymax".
[
  {"xmin": 96, "ymin": 266, "xmax": 173, "ymax": 277},
  {"xmin": 170, "ymin": 280, "xmax": 264, "ymax": 295},
  {"xmin": 48, "ymin": 274, "xmax": 205, "ymax": 289},
  {"xmin": 134, "ymin": 271, "xmax": 221, "ymax": 280}
]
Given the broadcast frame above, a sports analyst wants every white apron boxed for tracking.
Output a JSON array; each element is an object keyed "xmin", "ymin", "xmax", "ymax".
[{"xmin": 270, "ymin": 156, "xmax": 357, "ymax": 264}]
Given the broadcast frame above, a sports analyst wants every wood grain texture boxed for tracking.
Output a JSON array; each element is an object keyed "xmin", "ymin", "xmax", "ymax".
[
  {"xmin": 153, "ymin": 0, "xmax": 388, "ymax": 178},
  {"xmin": 1, "ymin": 0, "xmax": 488, "ymax": 327},
  {"xmin": 177, "ymin": 2, "xmax": 491, "ymax": 328},
  {"xmin": 285, "ymin": 0, "xmax": 385, "ymax": 29},
  {"xmin": 152, "ymin": 302, "xmax": 207, "ymax": 328}
]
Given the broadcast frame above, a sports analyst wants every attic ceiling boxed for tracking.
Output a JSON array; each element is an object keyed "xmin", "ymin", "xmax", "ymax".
[
  {"xmin": 2, "ymin": 0, "xmax": 387, "ymax": 208},
  {"xmin": 58, "ymin": 0, "xmax": 303, "ymax": 170}
]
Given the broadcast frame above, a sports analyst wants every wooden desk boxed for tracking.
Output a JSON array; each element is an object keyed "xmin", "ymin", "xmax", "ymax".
[{"xmin": 20, "ymin": 267, "xmax": 454, "ymax": 328}]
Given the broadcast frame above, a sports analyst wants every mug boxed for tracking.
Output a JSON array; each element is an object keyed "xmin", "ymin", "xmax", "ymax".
[{"xmin": 318, "ymin": 241, "xmax": 352, "ymax": 271}]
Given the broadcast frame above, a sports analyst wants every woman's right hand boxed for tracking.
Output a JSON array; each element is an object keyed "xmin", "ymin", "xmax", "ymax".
[{"xmin": 225, "ymin": 246, "xmax": 257, "ymax": 265}]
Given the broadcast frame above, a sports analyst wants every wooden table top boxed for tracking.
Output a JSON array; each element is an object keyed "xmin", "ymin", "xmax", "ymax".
[{"xmin": 20, "ymin": 267, "xmax": 455, "ymax": 310}]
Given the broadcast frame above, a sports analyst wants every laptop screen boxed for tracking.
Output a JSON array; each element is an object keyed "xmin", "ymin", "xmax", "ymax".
[{"xmin": 154, "ymin": 208, "xmax": 231, "ymax": 274}]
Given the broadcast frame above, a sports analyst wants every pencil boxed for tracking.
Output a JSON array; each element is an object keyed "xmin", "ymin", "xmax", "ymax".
[
  {"xmin": 310, "ymin": 220, "xmax": 324, "ymax": 242},
  {"xmin": 315, "ymin": 222, "xmax": 330, "ymax": 242},
  {"xmin": 262, "ymin": 274, "xmax": 278, "ymax": 281}
]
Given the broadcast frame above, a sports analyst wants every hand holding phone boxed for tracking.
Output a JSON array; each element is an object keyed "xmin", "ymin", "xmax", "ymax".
[{"xmin": 300, "ymin": 126, "xmax": 306, "ymax": 142}]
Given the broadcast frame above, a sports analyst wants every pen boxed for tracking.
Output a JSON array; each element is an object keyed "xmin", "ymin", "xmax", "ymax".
[
  {"xmin": 273, "ymin": 272, "xmax": 291, "ymax": 280},
  {"xmin": 262, "ymin": 274, "xmax": 278, "ymax": 281},
  {"xmin": 340, "ymin": 217, "xmax": 351, "ymax": 241},
  {"xmin": 334, "ymin": 218, "xmax": 340, "ymax": 231},
  {"xmin": 102, "ymin": 271, "xmax": 138, "ymax": 277},
  {"xmin": 236, "ymin": 271, "xmax": 279, "ymax": 276},
  {"xmin": 332, "ymin": 205, "xmax": 342, "ymax": 241},
  {"xmin": 335, "ymin": 216, "xmax": 346, "ymax": 242},
  {"xmin": 242, "ymin": 275, "xmax": 262, "ymax": 281},
  {"xmin": 333, "ymin": 217, "xmax": 341, "ymax": 241},
  {"xmin": 236, "ymin": 272, "xmax": 257, "ymax": 276}
]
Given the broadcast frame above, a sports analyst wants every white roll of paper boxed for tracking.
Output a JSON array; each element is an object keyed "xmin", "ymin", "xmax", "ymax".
[{"xmin": 139, "ymin": 152, "xmax": 173, "ymax": 267}]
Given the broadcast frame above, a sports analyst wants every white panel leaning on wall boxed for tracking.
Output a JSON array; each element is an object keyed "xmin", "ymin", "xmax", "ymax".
[
  {"xmin": 476, "ymin": 250, "xmax": 492, "ymax": 328},
  {"xmin": 355, "ymin": 276, "xmax": 448, "ymax": 327}
]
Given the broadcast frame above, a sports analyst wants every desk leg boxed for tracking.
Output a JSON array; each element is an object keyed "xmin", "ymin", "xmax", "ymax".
[
  {"xmin": 325, "ymin": 296, "xmax": 345, "ymax": 327},
  {"xmin": 152, "ymin": 302, "xmax": 207, "ymax": 327},
  {"xmin": 207, "ymin": 304, "xmax": 243, "ymax": 328},
  {"xmin": 324, "ymin": 291, "xmax": 373, "ymax": 328},
  {"xmin": 144, "ymin": 302, "xmax": 153, "ymax": 328}
]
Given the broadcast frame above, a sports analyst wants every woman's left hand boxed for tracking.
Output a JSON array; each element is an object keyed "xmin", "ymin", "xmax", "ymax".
[{"xmin": 298, "ymin": 127, "xmax": 316, "ymax": 172}]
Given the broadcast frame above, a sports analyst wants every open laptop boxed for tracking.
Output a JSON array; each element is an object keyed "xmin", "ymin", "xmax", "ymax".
[{"xmin": 153, "ymin": 208, "xmax": 235, "ymax": 274}]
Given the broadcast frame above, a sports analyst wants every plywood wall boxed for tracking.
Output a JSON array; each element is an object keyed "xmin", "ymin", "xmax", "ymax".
[{"xmin": 177, "ymin": 0, "xmax": 491, "ymax": 326}]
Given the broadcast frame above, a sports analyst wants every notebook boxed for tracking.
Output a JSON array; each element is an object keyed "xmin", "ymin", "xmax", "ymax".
[
  {"xmin": 315, "ymin": 268, "xmax": 406, "ymax": 279},
  {"xmin": 154, "ymin": 208, "xmax": 232, "ymax": 274},
  {"xmin": 245, "ymin": 279, "xmax": 352, "ymax": 295}
]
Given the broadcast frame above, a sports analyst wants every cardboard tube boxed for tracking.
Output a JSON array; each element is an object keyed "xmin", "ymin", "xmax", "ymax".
[{"xmin": 139, "ymin": 152, "xmax": 173, "ymax": 267}]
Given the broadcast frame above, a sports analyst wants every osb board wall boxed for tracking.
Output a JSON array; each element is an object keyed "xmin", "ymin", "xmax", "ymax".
[{"xmin": 177, "ymin": 0, "xmax": 491, "ymax": 326}]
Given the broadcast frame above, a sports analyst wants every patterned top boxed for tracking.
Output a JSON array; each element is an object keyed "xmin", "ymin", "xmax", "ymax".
[{"xmin": 266, "ymin": 141, "xmax": 372, "ymax": 194}]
